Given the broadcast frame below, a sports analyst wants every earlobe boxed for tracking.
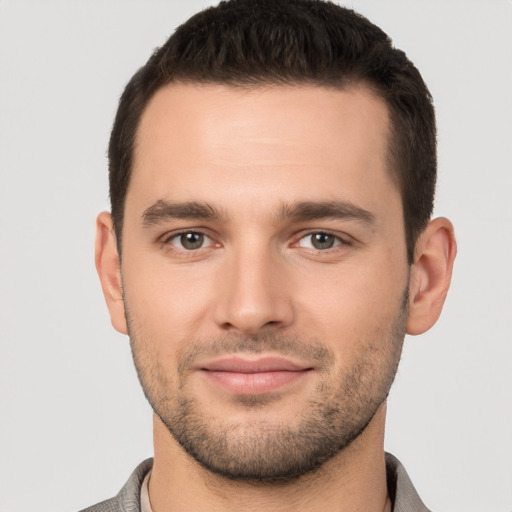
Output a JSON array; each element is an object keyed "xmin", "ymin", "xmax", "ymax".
[
  {"xmin": 95, "ymin": 212, "xmax": 128, "ymax": 335},
  {"xmin": 406, "ymin": 217, "xmax": 457, "ymax": 336}
]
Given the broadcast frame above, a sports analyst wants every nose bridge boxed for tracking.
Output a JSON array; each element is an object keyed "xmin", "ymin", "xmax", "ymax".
[{"xmin": 214, "ymin": 237, "xmax": 293, "ymax": 334}]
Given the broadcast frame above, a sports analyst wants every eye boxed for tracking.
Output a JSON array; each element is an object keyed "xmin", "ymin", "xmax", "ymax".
[
  {"xmin": 166, "ymin": 231, "xmax": 212, "ymax": 250},
  {"xmin": 297, "ymin": 232, "xmax": 343, "ymax": 250}
]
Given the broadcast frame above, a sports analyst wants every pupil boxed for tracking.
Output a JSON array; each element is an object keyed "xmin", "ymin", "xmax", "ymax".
[
  {"xmin": 312, "ymin": 233, "xmax": 334, "ymax": 249},
  {"xmin": 181, "ymin": 232, "xmax": 204, "ymax": 250}
]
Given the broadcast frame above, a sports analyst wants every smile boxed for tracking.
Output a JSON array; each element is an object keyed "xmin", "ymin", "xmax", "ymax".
[{"xmin": 200, "ymin": 356, "xmax": 314, "ymax": 394}]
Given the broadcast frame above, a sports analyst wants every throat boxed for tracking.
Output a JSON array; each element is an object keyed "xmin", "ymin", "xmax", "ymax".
[{"xmin": 149, "ymin": 410, "xmax": 391, "ymax": 512}]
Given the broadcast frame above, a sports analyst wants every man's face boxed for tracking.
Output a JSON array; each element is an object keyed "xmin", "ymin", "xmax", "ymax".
[{"xmin": 119, "ymin": 83, "xmax": 410, "ymax": 480}]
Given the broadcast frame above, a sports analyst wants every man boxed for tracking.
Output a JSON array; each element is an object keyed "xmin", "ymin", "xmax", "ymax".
[{"xmin": 89, "ymin": 0, "xmax": 456, "ymax": 510}]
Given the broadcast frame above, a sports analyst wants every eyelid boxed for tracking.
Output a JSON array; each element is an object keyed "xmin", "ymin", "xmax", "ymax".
[
  {"xmin": 158, "ymin": 227, "xmax": 353, "ymax": 251},
  {"xmin": 160, "ymin": 229, "xmax": 220, "ymax": 249},
  {"xmin": 292, "ymin": 229, "xmax": 354, "ymax": 249}
]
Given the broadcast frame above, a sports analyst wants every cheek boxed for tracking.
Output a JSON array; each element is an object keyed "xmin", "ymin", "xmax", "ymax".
[
  {"xmin": 121, "ymin": 255, "xmax": 217, "ymax": 348},
  {"xmin": 293, "ymin": 257, "xmax": 407, "ymax": 349}
]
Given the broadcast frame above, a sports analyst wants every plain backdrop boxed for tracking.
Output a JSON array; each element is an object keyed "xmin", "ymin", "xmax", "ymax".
[{"xmin": 1, "ymin": 1, "xmax": 511, "ymax": 511}]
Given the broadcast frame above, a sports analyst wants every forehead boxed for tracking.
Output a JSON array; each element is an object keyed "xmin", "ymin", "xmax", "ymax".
[{"xmin": 129, "ymin": 83, "xmax": 395, "ymax": 216}]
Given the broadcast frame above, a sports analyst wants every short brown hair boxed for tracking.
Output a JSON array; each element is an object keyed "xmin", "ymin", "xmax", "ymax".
[{"xmin": 108, "ymin": 0, "xmax": 436, "ymax": 262}]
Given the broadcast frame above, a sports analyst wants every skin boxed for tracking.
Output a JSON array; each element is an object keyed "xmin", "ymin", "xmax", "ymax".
[{"xmin": 96, "ymin": 83, "xmax": 456, "ymax": 511}]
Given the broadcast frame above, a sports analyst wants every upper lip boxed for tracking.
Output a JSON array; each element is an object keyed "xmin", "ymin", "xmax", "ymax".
[{"xmin": 201, "ymin": 356, "xmax": 312, "ymax": 373}]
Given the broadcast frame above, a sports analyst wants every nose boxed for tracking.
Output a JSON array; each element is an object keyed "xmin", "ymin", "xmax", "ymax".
[{"xmin": 213, "ymin": 244, "xmax": 295, "ymax": 335}]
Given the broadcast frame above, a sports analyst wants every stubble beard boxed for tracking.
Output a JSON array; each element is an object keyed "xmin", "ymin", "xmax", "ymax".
[{"xmin": 127, "ymin": 292, "xmax": 408, "ymax": 483}]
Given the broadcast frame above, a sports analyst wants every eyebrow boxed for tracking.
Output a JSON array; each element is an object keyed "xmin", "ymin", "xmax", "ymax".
[
  {"xmin": 141, "ymin": 199, "xmax": 376, "ymax": 227},
  {"xmin": 141, "ymin": 200, "xmax": 227, "ymax": 226},
  {"xmin": 278, "ymin": 201, "xmax": 376, "ymax": 226}
]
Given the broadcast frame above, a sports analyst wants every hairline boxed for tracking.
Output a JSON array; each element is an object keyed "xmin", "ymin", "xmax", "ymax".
[{"xmin": 117, "ymin": 78, "xmax": 406, "ymax": 253}]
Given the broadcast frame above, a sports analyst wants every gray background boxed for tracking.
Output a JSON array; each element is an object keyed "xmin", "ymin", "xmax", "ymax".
[{"xmin": 1, "ymin": 1, "xmax": 511, "ymax": 511}]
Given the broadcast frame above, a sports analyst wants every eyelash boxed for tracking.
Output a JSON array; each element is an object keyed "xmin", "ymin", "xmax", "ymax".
[
  {"xmin": 293, "ymin": 230, "xmax": 352, "ymax": 251},
  {"xmin": 160, "ymin": 230, "xmax": 217, "ymax": 251},
  {"xmin": 160, "ymin": 229, "xmax": 352, "ymax": 253}
]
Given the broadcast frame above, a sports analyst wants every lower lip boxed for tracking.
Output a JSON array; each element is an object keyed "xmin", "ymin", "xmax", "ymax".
[{"xmin": 202, "ymin": 370, "xmax": 310, "ymax": 394}]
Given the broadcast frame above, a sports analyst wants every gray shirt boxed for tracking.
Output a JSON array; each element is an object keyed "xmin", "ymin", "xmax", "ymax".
[{"xmin": 80, "ymin": 453, "xmax": 430, "ymax": 512}]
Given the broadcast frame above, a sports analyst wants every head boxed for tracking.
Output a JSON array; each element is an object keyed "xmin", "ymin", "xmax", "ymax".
[
  {"xmin": 96, "ymin": 0, "xmax": 455, "ymax": 483},
  {"xmin": 108, "ymin": 0, "xmax": 437, "ymax": 263}
]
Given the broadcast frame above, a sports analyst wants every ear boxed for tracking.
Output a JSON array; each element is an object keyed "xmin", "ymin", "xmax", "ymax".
[
  {"xmin": 407, "ymin": 217, "xmax": 457, "ymax": 335},
  {"xmin": 95, "ymin": 212, "xmax": 128, "ymax": 335}
]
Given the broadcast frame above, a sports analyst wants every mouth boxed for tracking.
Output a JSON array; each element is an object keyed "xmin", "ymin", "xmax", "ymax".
[{"xmin": 199, "ymin": 356, "xmax": 314, "ymax": 395}]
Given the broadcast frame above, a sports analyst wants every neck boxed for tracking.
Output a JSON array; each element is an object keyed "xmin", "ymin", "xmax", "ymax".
[{"xmin": 148, "ymin": 404, "xmax": 391, "ymax": 512}]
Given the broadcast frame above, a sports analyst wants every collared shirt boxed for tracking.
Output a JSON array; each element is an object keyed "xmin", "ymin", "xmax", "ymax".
[
  {"xmin": 80, "ymin": 453, "xmax": 430, "ymax": 512},
  {"xmin": 140, "ymin": 471, "xmax": 152, "ymax": 512}
]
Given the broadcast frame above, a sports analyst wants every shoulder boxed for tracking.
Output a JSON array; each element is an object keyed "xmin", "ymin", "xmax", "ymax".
[
  {"xmin": 78, "ymin": 458, "xmax": 154, "ymax": 512},
  {"xmin": 385, "ymin": 452, "xmax": 431, "ymax": 512}
]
